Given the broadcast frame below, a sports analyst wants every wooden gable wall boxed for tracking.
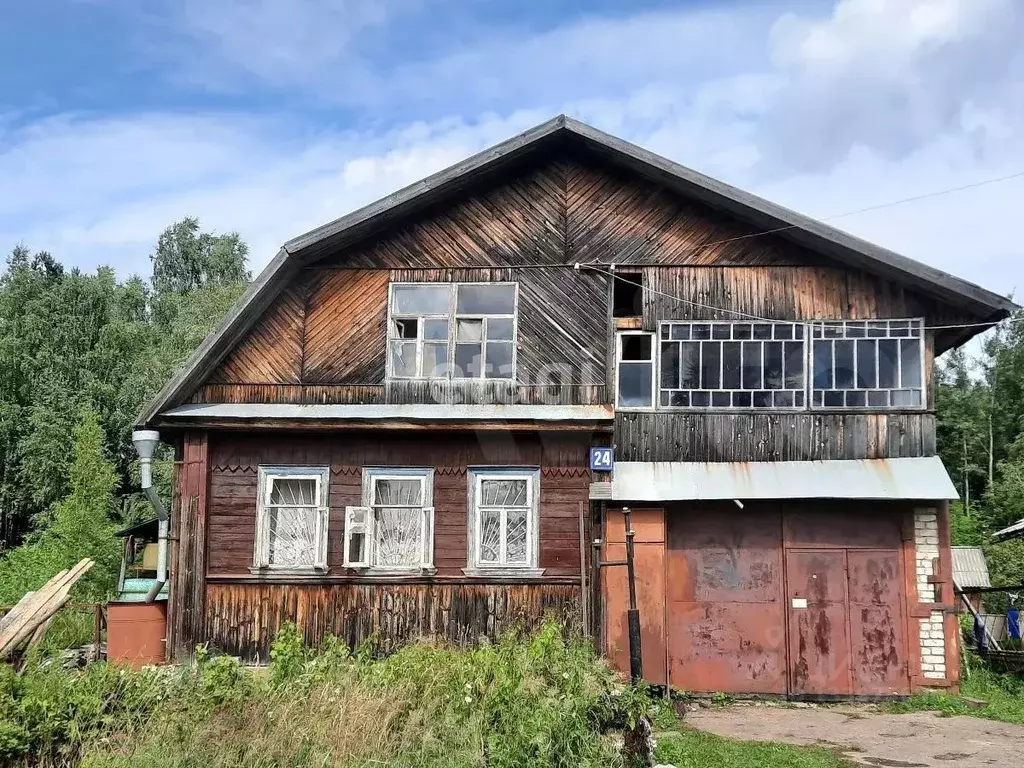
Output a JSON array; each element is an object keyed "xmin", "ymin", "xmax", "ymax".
[{"xmin": 189, "ymin": 151, "xmax": 971, "ymax": 407}]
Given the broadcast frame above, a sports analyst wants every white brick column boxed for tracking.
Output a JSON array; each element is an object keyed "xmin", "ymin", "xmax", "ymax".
[{"xmin": 914, "ymin": 508, "xmax": 946, "ymax": 680}]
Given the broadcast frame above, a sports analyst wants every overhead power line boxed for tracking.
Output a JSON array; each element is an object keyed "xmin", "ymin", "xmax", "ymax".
[{"xmin": 583, "ymin": 266, "xmax": 1020, "ymax": 333}]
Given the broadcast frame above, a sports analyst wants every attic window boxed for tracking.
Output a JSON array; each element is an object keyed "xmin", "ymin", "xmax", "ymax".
[
  {"xmin": 613, "ymin": 271, "xmax": 644, "ymax": 318},
  {"xmin": 388, "ymin": 283, "xmax": 517, "ymax": 380}
]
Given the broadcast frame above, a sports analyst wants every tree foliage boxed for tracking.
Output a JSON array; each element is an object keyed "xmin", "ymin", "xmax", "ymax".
[
  {"xmin": 0, "ymin": 410, "xmax": 120, "ymax": 602},
  {"xmin": 935, "ymin": 310, "xmax": 1024, "ymax": 589},
  {"xmin": 0, "ymin": 220, "xmax": 249, "ymax": 560}
]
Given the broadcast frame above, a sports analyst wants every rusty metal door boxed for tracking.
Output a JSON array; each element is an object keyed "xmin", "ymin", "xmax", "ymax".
[
  {"xmin": 787, "ymin": 550, "xmax": 852, "ymax": 696},
  {"xmin": 847, "ymin": 550, "xmax": 910, "ymax": 695},
  {"xmin": 603, "ymin": 507, "xmax": 667, "ymax": 686},
  {"xmin": 666, "ymin": 504, "xmax": 787, "ymax": 694}
]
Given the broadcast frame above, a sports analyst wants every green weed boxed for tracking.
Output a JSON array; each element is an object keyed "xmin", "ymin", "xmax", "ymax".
[
  {"xmin": 654, "ymin": 728, "xmax": 855, "ymax": 768},
  {"xmin": 886, "ymin": 664, "xmax": 1024, "ymax": 724}
]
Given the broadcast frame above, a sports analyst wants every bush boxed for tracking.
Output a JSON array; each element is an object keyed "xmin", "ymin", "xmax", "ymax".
[
  {"xmin": 0, "ymin": 410, "xmax": 121, "ymax": 606},
  {"xmin": 0, "ymin": 621, "xmax": 649, "ymax": 768}
]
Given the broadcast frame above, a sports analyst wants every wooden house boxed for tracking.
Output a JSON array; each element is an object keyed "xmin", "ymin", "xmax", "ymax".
[{"xmin": 137, "ymin": 115, "xmax": 1016, "ymax": 697}]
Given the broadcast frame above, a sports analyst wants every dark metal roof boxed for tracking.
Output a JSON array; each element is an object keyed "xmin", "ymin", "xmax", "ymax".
[
  {"xmin": 115, "ymin": 517, "xmax": 160, "ymax": 539},
  {"xmin": 137, "ymin": 114, "xmax": 1017, "ymax": 425}
]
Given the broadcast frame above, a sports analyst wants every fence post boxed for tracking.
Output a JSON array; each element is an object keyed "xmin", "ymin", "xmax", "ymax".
[{"xmin": 93, "ymin": 604, "xmax": 103, "ymax": 662}]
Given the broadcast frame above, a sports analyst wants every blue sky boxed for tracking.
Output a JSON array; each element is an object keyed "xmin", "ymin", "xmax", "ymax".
[{"xmin": 1, "ymin": 0, "xmax": 1022, "ymax": 301}]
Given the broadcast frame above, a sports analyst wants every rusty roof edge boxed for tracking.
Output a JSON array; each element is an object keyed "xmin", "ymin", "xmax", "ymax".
[{"xmin": 609, "ymin": 457, "xmax": 960, "ymax": 502}]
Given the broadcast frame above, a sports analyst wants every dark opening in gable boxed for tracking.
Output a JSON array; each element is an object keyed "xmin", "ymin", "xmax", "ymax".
[{"xmin": 613, "ymin": 271, "xmax": 644, "ymax": 317}]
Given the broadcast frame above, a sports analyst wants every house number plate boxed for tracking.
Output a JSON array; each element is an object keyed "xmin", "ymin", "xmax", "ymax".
[{"xmin": 590, "ymin": 447, "xmax": 614, "ymax": 471}]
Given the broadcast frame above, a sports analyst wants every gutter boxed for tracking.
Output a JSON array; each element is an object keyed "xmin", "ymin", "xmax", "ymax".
[{"xmin": 132, "ymin": 430, "xmax": 168, "ymax": 603}]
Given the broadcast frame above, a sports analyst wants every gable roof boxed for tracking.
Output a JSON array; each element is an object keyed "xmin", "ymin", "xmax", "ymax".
[{"xmin": 138, "ymin": 114, "xmax": 1017, "ymax": 426}]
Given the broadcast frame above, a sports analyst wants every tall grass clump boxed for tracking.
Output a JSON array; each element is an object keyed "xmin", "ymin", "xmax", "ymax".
[{"xmin": 0, "ymin": 620, "xmax": 650, "ymax": 768}]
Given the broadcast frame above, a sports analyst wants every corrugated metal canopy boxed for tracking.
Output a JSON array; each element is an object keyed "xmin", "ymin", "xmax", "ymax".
[
  {"xmin": 952, "ymin": 546, "xmax": 992, "ymax": 588},
  {"xmin": 608, "ymin": 457, "xmax": 959, "ymax": 501}
]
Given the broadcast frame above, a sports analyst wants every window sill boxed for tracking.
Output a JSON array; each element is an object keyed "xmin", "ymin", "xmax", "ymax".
[
  {"xmin": 461, "ymin": 567, "xmax": 546, "ymax": 579},
  {"xmin": 346, "ymin": 566, "xmax": 438, "ymax": 577},
  {"xmin": 248, "ymin": 566, "xmax": 328, "ymax": 577}
]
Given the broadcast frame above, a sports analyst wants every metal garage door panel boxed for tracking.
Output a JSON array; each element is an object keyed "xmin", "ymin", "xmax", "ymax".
[
  {"xmin": 847, "ymin": 550, "xmax": 909, "ymax": 695},
  {"xmin": 787, "ymin": 550, "xmax": 852, "ymax": 696},
  {"xmin": 604, "ymin": 509, "xmax": 667, "ymax": 686},
  {"xmin": 668, "ymin": 602, "xmax": 787, "ymax": 694},
  {"xmin": 785, "ymin": 505, "xmax": 902, "ymax": 550},
  {"xmin": 666, "ymin": 505, "xmax": 783, "ymax": 604},
  {"xmin": 667, "ymin": 505, "xmax": 786, "ymax": 694}
]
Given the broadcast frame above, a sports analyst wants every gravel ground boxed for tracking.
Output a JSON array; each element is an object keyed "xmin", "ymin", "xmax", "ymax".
[{"xmin": 684, "ymin": 705, "xmax": 1024, "ymax": 767}]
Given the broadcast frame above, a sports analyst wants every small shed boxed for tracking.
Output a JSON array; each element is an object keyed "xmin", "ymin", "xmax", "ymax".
[
  {"xmin": 952, "ymin": 546, "xmax": 991, "ymax": 612},
  {"xmin": 993, "ymin": 518, "xmax": 1024, "ymax": 542}
]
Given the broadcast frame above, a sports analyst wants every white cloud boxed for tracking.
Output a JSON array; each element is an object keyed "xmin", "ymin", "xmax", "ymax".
[{"xmin": 2, "ymin": 0, "xmax": 1022, "ymax": 305}]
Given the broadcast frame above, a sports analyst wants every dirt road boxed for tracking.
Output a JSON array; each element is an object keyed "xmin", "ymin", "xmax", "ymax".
[{"xmin": 685, "ymin": 705, "xmax": 1024, "ymax": 767}]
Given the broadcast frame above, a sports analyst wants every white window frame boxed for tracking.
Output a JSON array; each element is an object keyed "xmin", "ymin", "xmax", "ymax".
[
  {"xmin": 386, "ymin": 282, "xmax": 518, "ymax": 382},
  {"xmin": 463, "ymin": 468, "xmax": 543, "ymax": 578},
  {"xmin": 253, "ymin": 465, "xmax": 330, "ymax": 574},
  {"xmin": 624, "ymin": 318, "xmax": 928, "ymax": 413},
  {"xmin": 809, "ymin": 318, "xmax": 928, "ymax": 410},
  {"xmin": 345, "ymin": 467, "xmax": 435, "ymax": 574},
  {"xmin": 615, "ymin": 331, "xmax": 656, "ymax": 410},
  {"xmin": 656, "ymin": 320, "xmax": 807, "ymax": 410}
]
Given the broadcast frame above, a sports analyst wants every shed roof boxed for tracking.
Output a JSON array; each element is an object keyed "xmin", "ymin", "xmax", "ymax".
[
  {"xmin": 993, "ymin": 518, "xmax": 1024, "ymax": 542},
  {"xmin": 602, "ymin": 457, "xmax": 959, "ymax": 502},
  {"xmin": 137, "ymin": 115, "xmax": 1017, "ymax": 426},
  {"xmin": 951, "ymin": 546, "xmax": 992, "ymax": 589}
]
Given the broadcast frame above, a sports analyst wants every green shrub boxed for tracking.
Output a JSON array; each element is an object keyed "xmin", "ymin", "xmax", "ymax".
[{"xmin": 0, "ymin": 621, "xmax": 650, "ymax": 767}]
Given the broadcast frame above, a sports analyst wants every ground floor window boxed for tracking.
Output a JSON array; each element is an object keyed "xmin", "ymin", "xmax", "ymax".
[
  {"xmin": 254, "ymin": 466, "xmax": 330, "ymax": 572},
  {"xmin": 345, "ymin": 468, "xmax": 435, "ymax": 572},
  {"xmin": 465, "ymin": 468, "xmax": 542, "ymax": 577}
]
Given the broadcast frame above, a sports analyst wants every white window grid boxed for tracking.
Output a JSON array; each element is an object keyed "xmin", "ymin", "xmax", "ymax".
[
  {"xmin": 467, "ymin": 468, "xmax": 540, "ymax": 571},
  {"xmin": 810, "ymin": 319, "xmax": 926, "ymax": 409},
  {"xmin": 616, "ymin": 319, "xmax": 928, "ymax": 412},
  {"xmin": 254, "ymin": 466, "xmax": 330, "ymax": 572},
  {"xmin": 658, "ymin": 321, "xmax": 806, "ymax": 409},
  {"xmin": 345, "ymin": 467, "xmax": 434, "ymax": 572},
  {"xmin": 387, "ymin": 282, "xmax": 518, "ymax": 381}
]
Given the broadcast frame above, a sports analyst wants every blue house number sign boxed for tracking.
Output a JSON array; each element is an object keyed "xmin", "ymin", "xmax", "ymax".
[{"xmin": 590, "ymin": 447, "xmax": 614, "ymax": 471}]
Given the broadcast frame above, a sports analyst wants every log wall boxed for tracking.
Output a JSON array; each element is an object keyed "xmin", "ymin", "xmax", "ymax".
[
  {"xmin": 205, "ymin": 431, "xmax": 592, "ymax": 578},
  {"xmin": 204, "ymin": 582, "xmax": 581, "ymax": 661}
]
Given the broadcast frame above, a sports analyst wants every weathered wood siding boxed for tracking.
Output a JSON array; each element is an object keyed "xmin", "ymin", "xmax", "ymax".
[
  {"xmin": 204, "ymin": 582, "xmax": 581, "ymax": 661},
  {"xmin": 168, "ymin": 432, "xmax": 209, "ymax": 659},
  {"xmin": 206, "ymin": 431, "xmax": 591, "ymax": 578},
  {"xmin": 199, "ymin": 265, "xmax": 609, "ymax": 405},
  {"xmin": 617, "ymin": 412, "xmax": 936, "ymax": 462}
]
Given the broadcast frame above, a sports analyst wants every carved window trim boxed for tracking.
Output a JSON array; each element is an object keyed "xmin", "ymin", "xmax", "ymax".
[
  {"xmin": 345, "ymin": 467, "xmax": 435, "ymax": 575},
  {"xmin": 464, "ymin": 467, "xmax": 543, "ymax": 578},
  {"xmin": 252, "ymin": 465, "xmax": 330, "ymax": 574}
]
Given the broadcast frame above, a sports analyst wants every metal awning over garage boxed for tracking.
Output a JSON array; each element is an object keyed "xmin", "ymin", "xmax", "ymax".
[{"xmin": 605, "ymin": 457, "xmax": 958, "ymax": 501}]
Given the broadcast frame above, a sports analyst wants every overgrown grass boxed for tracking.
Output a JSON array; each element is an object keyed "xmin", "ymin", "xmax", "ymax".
[
  {"xmin": 0, "ymin": 621, "xmax": 653, "ymax": 768},
  {"xmin": 886, "ymin": 664, "xmax": 1024, "ymax": 724},
  {"xmin": 654, "ymin": 729, "xmax": 854, "ymax": 768}
]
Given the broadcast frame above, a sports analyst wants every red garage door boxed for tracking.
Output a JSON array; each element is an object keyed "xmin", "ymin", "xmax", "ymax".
[
  {"xmin": 666, "ymin": 505, "xmax": 788, "ymax": 694},
  {"xmin": 658, "ymin": 502, "xmax": 910, "ymax": 697}
]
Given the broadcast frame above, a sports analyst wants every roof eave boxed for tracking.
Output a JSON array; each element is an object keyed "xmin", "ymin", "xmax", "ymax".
[{"xmin": 135, "ymin": 246, "xmax": 296, "ymax": 427}]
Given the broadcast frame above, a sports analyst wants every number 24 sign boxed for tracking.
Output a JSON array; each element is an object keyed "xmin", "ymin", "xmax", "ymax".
[{"xmin": 589, "ymin": 447, "xmax": 613, "ymax": 471}]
